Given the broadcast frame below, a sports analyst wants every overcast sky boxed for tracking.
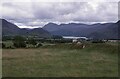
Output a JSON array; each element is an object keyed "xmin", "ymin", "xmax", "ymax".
[{"xmin": 0, "ymin": 0, "xmax": 119, "ymax": 28}]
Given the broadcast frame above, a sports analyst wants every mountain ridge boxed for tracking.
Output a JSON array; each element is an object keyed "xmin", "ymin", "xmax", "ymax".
[
  {"xmin": 43, "ymin": 21, "xmax": 120, "ymax": 39},
  {"xmin": 1, "ymin": 19, "xmax": 52, "ymax": 38},
  {"xmin": 1, "ymin": 18, "xmax": 119, "ymax": 39}
]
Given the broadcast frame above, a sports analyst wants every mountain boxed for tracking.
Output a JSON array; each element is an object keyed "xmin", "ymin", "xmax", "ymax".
[
  {"xmin": 43, "ymin": 23, "xmax": 60, "ymax": 32},
  {"xmin": 20, "ymin": 28, "xmax": 51, "ymax": 38},
  {"xmin": 1, "ymin": 18, "xmax": 119, "ymax": 39},
  {"xmin": 43, "ymin": 21, "xmax": 120, "ymax": 39},
  {"xmin": 1, "ymin": 19, "xmax": 20, "ymax": 36},
  {"xmin": 1, "ymin": 19, "xmax": 51, "ymax": 38}
]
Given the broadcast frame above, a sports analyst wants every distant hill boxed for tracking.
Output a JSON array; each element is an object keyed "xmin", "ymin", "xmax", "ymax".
[
  {"xmin": 43, "ymin": 21, "xmax": 120, "ymax": 39},
  {"xmin": 1, "ymin": 19, "xmax": 20, "ymax": 36},
  {"xmin": 1, "ymin": 18, "xmax": 119, "ymax": 39},
  {"xmin": 43, "ymin": 23, "xmax": 60, "ymax": 32},
  {"xmin": 20, "ymin": 28, "xmax": 51, "ymax": 38},
  {"xmin": 1, "ymin": 19, "xmax": 51, "ymax": 38}
]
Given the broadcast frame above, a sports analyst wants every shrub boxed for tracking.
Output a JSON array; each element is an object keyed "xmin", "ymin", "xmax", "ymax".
[
  {"xmin": 92, "ymin": 40, "xmax": 105, "ymax": 43},
  {"xmin": 14, "ymin": 42, "xmax": 26, "ymax": 48},
  {"xmin": 36, "ymin": 43, "xmax": 42, "ymax": 48},
  {"xmin": 27, "ymin": 38, "xmax": 37, "ymax": 45},
  {"xmin": 2, "ymin": 43, "xmax": 5, "ymax": 48},
  {"xmin": 13, "ymin": 36, "xmax": 26, "ymax": 48}
]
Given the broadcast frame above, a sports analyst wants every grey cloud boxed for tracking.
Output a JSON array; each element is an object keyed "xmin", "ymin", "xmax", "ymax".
[{"xmin": 1, "ymin": 2, "xmax": 118, "ymax": 28}]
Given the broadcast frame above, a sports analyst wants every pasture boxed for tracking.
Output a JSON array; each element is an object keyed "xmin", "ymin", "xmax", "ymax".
[{"xmin": 2, "ymin": 43, "xmax": 118, "ymax": 77}]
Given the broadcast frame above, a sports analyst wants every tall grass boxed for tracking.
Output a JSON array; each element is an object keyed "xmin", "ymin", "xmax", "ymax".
[{"xmin": 2, "ymin": 42, "xmax": 118, "ymax": 77}]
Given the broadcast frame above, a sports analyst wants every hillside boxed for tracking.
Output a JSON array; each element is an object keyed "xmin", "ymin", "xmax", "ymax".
[
  {"xmin": 1, "ymin": 19, "xmax": 52, "ymax": 38},
  {"xmin": 1, "ymin": 18, "xmax": 119, "ymax": 39},
  {"xmin": 43, "ymin": 21, "xmax": 120, "ymax": 39},
  {"xmin": 1, "ymin": 19, "xmax": 20, "ymax": 36}
]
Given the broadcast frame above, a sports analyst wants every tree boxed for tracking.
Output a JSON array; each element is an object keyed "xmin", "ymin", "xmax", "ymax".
[
  {"xmin": 2, "ymin": 43, "xmax": 5, "ymax": 48},
  {"xmin": 52, "ymin": 35, "xmax": 63, "ymax": 39},
  {"xmin": 13, "ymin": 36, "xmax": 26, "ymax": 48},
  {"xmin": 28, "ymin": 38, "xmax": 37, "ymax": 45}
]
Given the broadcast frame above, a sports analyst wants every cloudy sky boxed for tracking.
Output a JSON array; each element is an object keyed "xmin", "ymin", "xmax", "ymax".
[{"xmin": 0, "ymin": 0, "xmax": 119, "ymax": 28}]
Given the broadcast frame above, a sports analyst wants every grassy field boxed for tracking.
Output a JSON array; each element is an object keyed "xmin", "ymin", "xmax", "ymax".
[{"xmin": 2, "ymin": 43, "xmax": 118, "ymax": 77}]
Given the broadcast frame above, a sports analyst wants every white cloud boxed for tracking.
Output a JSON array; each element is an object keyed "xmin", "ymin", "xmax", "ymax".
[{"xmin": 0, "ymin": 1, "xmax": 119, "ymax": 28}]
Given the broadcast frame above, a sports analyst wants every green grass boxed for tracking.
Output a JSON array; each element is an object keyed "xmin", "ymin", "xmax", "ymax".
[{"xmin": 2, "ymin": 43, "xmax": 118, "ymax": 77}]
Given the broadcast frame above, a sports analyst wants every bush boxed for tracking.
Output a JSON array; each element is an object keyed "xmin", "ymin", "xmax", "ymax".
[
  {"xmin": 2, "ymin": 43, "xmax": 5, "ymax": 48},
  {"xmin": 14, "ymin": 42, "xmax": 26, "ymax": 48},
  {"xmin": 36, "ymin": 43, "xmax": 42, "ymax": 48},
  {"xmin": 13, "ymin": 36, "xmax": 26, "ymax": 48},
  {"xmin": 27, "ymin": 38, "xmax": 37, "ymax": 45},
  {"xmin": 92, "ymin": 40, "xmax": 105, "ymax": 43}
]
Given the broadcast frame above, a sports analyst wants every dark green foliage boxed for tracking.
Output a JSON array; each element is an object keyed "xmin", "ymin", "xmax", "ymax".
[
  {"xmin": 6, "ymin": 46, "xmax": 15, "ymax": 49},
  {"xmin": 58, "ymin": 39, "xmax": 72, "ymax": 43},
  {"xmin": 2, "ymin": 36, "xmax": 13, "ymax": 41},
  {"xmin": 92, "ymin": 39, "xmax": 105, "ymax": 43},
  {"xmin": 45, "ymin": 39, "xmax": 72, "ymax": 43},
  {"xmin": 27, "ymin": 38, "xmax": 37, "ymax": 45},
  {"xmin": 14, "ymin": 42, "xmax": 26, "ymax": 48},
  {"xmin": 36, "ymin": 43, "xmax": 42, "ymax": 48},
  {"xmin": 14, "ymin": 36, "xmax": 26, "ymax": 42},
  {"xmin": 52, "ymin": 35, "xmax": 63, "ymax": 39},
  {"xmin": 13, "ymin": 36, "xmax": 26, "ymax": 48},
  {"xmin": 42, "ymin": 43, "xmax": 83, "ymax": 49},
  {"xmin": 2, "ymin": 43, "xmax": 5, "ymax": 48}
]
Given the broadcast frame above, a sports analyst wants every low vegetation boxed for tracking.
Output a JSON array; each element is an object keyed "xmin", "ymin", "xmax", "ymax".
[{"xmin": 2, "ymin": 41, "xmax": 118, "ymax": 77}]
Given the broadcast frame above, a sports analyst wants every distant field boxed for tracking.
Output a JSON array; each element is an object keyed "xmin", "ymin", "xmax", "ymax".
[{"xmin": 2, "ymin": 43, "xmax": 118, "ymax": 77}]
